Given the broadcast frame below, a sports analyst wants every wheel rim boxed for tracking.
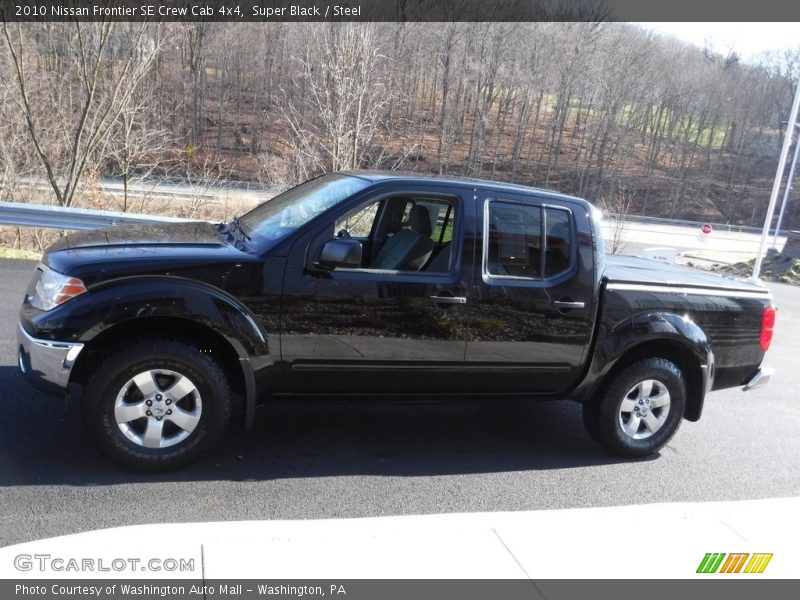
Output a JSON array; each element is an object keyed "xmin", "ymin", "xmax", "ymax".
[
  {"xmin": 114, "ymin": 369, "xmax": 202, "ymax": 449},
  {"xmin": 618, "ymin": 379, "xmax": 671, "ymax": 440}
]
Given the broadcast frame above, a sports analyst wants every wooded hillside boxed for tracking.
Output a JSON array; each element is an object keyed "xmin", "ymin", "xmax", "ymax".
[{"xmin": 2, "ymin": 21, "xmax": 799, "ymax": 228}]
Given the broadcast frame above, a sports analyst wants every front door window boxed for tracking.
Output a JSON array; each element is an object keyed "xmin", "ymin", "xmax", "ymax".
[{"xmin": 333, "ymin": 195, "xmax": 457, "ymax": 273}]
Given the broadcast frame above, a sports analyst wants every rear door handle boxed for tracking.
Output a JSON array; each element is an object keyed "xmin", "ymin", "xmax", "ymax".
[
  {"xmin": 553, "ymin": 299, "xmax": 585, "ymax": 309},
  {"xmin": 430, "ymin": 296, "xmax": 467, "ymax": 305}
]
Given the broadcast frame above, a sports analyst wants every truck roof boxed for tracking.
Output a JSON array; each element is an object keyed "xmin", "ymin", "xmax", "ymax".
[{"xmin": 340, "ymin": 170, "xmax": 594, "ymax": 209}]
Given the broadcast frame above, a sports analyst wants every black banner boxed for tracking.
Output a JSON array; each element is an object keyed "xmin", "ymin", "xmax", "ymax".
[
  {"xmin": 3, "ymin": 580, "xmax": 800, "ymax": 600},
  {"xmin": 3, "ymin": 0, "xmax": 800, "ymax": 22}
]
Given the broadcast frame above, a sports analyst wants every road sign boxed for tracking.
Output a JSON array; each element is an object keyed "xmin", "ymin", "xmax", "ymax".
[{"xmin": 701, "ymin": 223, "xmax": 713, "ymax": 235}]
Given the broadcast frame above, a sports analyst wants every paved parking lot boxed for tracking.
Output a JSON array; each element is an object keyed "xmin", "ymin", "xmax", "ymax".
[{"xmin": 1, "ymin": 258, "xmax": 799, "ymax": 547}]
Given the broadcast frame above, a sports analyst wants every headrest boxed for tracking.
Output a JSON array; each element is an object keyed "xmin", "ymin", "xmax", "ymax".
[
  {"xmin": 408, "ymin": 205, "xmax": 432, "ymax": 237},
  {"xmin": 493, "ymin": 208, "xmax": 525, "ymax": 223}
]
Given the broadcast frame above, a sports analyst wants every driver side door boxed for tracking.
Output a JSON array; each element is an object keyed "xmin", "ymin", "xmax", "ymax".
[{"xmin": 279, "ymin": 184, "xmax": 474, "ymax": 395}]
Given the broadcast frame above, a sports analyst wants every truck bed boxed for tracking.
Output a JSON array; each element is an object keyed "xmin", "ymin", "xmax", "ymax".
[
  {"xmin": 602, "ymin": 254, "xmax": 772, "ymax": 392},
  {"xmin": 604, "ymin": 254, "xmax": 769, "ymax": 294}
]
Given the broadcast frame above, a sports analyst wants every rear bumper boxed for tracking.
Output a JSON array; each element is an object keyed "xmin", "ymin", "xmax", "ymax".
[
  {"xmin": 17, "ymin": 323, "xmax": 83, "ymax": 394},
  {"xmin": 743, "ymin": 367, "xmax": 774, "ymax": 391}
]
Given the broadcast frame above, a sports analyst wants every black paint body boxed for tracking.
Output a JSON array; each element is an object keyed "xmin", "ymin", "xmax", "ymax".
[{"xmin": 18, "ymin": 172, "xmax": 772, "ymax": 425}]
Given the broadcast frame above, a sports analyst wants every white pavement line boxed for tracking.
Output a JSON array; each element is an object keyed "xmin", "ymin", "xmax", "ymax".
[{"xmin": 0, "ymin": 498, "xmax": 797, "ymax": 579}]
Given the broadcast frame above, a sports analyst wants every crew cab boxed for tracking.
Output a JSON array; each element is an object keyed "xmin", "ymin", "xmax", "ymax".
[{"xmin": 17, "ymin": 172, "xmax": 776, "ymax": 470}]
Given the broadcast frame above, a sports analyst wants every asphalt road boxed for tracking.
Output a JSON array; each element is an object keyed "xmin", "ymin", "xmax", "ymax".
[{"xmin": 1, "ymin": 258, "xmax": 799, "ymax": 548}]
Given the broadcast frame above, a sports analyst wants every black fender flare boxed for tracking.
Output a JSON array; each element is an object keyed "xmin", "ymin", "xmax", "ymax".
[
  {"xmin": 572, "ymin": 311, "xmax": 714, "ymax": 420},
  {"xmin": 51, "ymin": 276, "xmax": 270, "ymax": 428}
]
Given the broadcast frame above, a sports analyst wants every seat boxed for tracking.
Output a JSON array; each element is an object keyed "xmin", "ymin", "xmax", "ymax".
[
  {"xmin": 370, "ymin": 205, "xmax": 434, "ymax": 270},
  {"xmin": 425, "ymin": 243, "xmax": 452, "ymax": 272},
  {"xmin": 489, "ymin": 209, "xmax": 530, "ymax": 277}
]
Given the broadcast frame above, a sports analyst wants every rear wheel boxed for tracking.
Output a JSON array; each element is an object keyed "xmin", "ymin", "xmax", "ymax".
[
  {"xmin": 83, "ymin": 339, "xmax": 233, "ymax": 470},
  {"xmin": 584, "ymin": 358, "xmax": 686, "ymax": 457}
]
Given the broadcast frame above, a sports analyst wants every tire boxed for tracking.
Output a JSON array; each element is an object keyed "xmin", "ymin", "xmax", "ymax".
[
  {"xmin": 83, "ymin": 339, "xmax": 233, "ymax": 471},
  {"xmin": 585, "ymin": 358, "xmax": 686, "ymax": 458}
]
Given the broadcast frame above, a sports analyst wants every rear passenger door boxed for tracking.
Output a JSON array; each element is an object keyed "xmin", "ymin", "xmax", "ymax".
[{"xmin": 463, "ymin": 192, "xmax": 595, "ymax": 395}]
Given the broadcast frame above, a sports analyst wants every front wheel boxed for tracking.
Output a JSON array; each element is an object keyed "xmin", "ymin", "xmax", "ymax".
[
  {"xmin": 585, "ymin": 358, "xmax": 686, "ymax": 458},
  {"xmin": 83, "ymin": 339, "xmax": 233, "ymax": 470}
]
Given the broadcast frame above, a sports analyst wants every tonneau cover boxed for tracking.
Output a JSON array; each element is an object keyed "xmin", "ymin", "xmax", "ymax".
[{"xmin": 604, "ymin": 254, "xmax": 770, "ymax": 294}]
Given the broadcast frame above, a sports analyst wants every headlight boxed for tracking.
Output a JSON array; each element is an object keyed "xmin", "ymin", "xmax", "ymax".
[{"xmin": 31, "ymin": 266, "xmax": 87, "ymax": 311}]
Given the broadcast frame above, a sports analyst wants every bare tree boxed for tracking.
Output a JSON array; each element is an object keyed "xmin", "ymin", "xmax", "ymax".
[
  {"xmin": 0, "ymin": 83, "xmax": 39, "ymax": 201},
  {"xmin": 181, "ymin": 151, "xmax": 231, "ymax": 219},
  {"xmin": 3, "ymin": 21, "xmax": 800, "ymax": 235},
  {"xmin": 278, "ymin": 24, "xmax": 393, "ymax": 176},
  {"xmin": 183, "ymin": 22, "xmax": 211, "ymax": 148},
  {"xmin": 601, "ymin": 182, "xmax": 634, "ymax": 254},
  {"xmin": 104, "ymin": 88, "xmax": 176, "ymax": 212},
  {"xmin": 1, "ymin": 22, "xmax": 164, "ymax": 207}
]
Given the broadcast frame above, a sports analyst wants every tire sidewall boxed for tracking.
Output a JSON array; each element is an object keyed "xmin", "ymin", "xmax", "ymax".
[
  {"xmin": 599, "ymin": 358, "xmax": 686, "ymax": 456},
  {"xmin": 84, "ymin": 343, "xmax": 231, "ymax": 470}
]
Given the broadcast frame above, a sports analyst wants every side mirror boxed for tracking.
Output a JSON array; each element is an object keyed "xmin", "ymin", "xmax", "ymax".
[{"xmin": 316, "ymin": 238, "xmax": 362, "ymax": 270}]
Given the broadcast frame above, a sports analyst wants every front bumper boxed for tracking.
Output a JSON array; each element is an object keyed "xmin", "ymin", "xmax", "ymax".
[{"xmin": 17, "ymin": 323, "xmax": 83, "ymax": 393}]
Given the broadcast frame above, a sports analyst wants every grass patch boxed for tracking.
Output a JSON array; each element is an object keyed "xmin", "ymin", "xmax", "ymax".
[
  {"xmin": 0, "ymin": 245, "xmax": 41, "ymax": 260},
  {"xmin": 431, "ymin": 223, "xmax": 453, "ymax": 243},
  {"xmin": 701, "ymin": 256, "xmax": 800, "ymax": 286}
]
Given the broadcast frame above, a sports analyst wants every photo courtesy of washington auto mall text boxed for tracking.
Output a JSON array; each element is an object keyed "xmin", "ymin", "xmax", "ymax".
[
  {"xmin": 0, "ymin": 0, "xmax": 799, "ymax": 597},
  {"xmin": 14, "ymin": 583, "xmax": 350, "ymax": 598}
]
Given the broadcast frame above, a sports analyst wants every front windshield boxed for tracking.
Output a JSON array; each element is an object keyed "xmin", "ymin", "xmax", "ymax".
[{"xmin": 239, "ymin": 173, "xmax": 369, "ymax": 242}]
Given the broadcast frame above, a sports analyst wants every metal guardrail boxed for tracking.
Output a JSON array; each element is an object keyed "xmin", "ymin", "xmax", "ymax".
[
  {"xmin": 17, "ymin": 175, "xmax": 277, "ymax": 205},
  {"xmin": 0, "ymin": 200, "xmax": 198, "ymax": 231},
  {"xmin": 605, "ymin": 212, "xmax": 779, "ymax": 236}
]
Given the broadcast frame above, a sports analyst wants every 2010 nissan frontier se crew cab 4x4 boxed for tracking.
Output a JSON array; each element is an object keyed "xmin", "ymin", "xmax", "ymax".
[{"xmin": 17, "ymin": 172, "xmax": 776, "ymax": 470}]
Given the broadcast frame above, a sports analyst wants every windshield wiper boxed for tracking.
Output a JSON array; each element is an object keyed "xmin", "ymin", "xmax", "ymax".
[
  {"xmin": 219, "ymin": 216, "xmax": 251, "ymax": 249},
  {"xmin": 230, "ymin": 215, "xmax": 251, "ymax": 241}
]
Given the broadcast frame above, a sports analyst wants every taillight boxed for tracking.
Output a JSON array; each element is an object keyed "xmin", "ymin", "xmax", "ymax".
[{"xmin": 760, "ymin": 305, "xmax": 776, "ymax": 351}]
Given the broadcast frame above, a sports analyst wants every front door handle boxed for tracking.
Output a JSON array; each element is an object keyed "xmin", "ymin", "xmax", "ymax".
[
  {"xmin": 553, "ymin": 299, "xmax": 585, "ymax": 310},
  {"xmin": 430, "ymin": 295, "xmax": 467, "ymax": 305}
]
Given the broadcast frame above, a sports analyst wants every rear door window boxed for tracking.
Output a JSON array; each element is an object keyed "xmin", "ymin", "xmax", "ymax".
[
  {"xmin": 484, "ymin": 200, "xmax": 573, "ymax": 280},
  {"xmin": 544, "ymin": 207, "xmax": 572, "ymax": 277}
]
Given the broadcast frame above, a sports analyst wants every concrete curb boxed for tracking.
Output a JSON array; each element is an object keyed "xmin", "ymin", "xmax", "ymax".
[{"xmin": 1, "ymin": 497, "xmax": 797, "ymax": 579}]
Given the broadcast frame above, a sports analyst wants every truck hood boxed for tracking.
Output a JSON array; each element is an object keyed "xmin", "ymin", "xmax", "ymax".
[
  {"xmin": 45, "ymin": 221, "xmax": 224, "ymax": 252},
  {"xmin": 41, "ymin": 221, "xmax": 259, "ymax": 285},
  {"xmin": 604, "ymin": 254, "xmax": 769, "ymax": 294}
]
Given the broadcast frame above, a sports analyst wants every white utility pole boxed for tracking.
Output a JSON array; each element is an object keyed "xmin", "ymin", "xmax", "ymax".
[
  {"xmin": 753, "ymin": 82, "xmax": 800, "ymax": 282},
  {"xmin": 772, "ymin": 129, "xmax": 800, "ymax": 249}
]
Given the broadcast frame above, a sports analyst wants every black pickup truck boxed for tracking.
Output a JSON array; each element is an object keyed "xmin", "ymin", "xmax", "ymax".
[{"xmin": 17, "ymin": 172, "xmax": 775, "ymax": 470}]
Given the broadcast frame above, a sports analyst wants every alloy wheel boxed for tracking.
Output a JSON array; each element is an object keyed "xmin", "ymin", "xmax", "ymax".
[
  {"xmin": 113, "ymin": 369, "xmax": 202, "ymax": 449},
  {"xmin": 618, "ymin": 378, "xmax": 671, "ymax": 440}
]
